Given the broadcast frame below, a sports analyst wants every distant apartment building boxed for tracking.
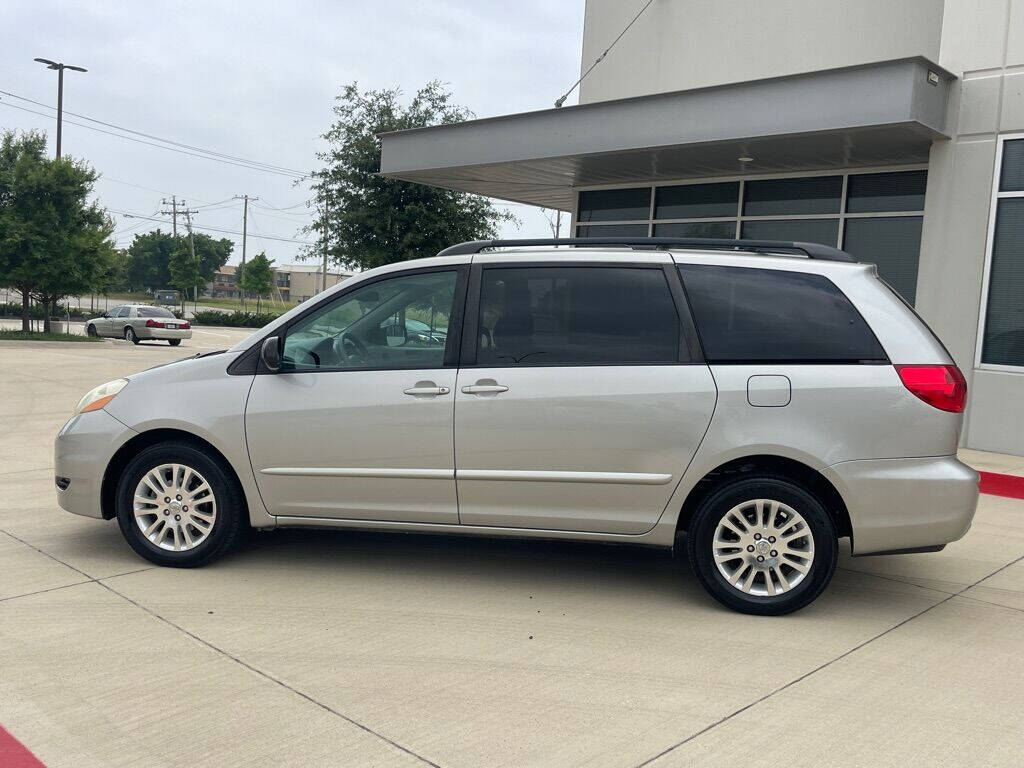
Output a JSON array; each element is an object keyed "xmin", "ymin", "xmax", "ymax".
[{"xmin": 206, "ymin": 263, "xmax": 351, "ymax": 303}]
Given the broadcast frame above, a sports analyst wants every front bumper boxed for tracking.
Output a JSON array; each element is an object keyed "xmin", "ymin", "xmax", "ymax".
[
  {"xmin": 55, "ymin": 409, "xmax": 136, "ymax": 519},
  {"xmin": 137, "ymin": 327, "xmax": 191, "ymax": 340},
  {"xmin": 823, "ymin": 456, "xmax": 979, "ymax": 555}
]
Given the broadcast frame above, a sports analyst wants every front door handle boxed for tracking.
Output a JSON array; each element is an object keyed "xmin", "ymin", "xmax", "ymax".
[
  {"xmin": 461, "ymin": 384, "xmax": 509, "ymax": 395},
  {"xmin": 403, "ymin": 384, "xmax": 450, "ymax": 396}
]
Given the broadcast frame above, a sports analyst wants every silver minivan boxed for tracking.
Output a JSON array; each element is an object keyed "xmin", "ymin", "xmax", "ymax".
[{"xmin": 55, "ymin": 238, "xmax": 979, "ymax": 614}]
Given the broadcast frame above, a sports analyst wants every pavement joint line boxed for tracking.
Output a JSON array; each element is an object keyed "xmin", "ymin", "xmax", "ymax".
[
  {"xmin": 0, "ymin": 580, "xmax": 94, "ymax": 604},
  {"xmin": 839, "ymin": 565, "xmax": 1024, "ymax": 614},
  {"xmin": 836, "ymin": 566, "xmax": 958, "ymax": 597},
  {"xmin": 0, "ymin": 467, "xmax": 54, "ymax": 477},
  {"xmin": 841, "ymin": 564, "xmax": 1024, "ymax": 614},
  {"xmin": 0, "ymin": 528, "xmax": 444, "ymax": 768},
  {"xmin": 633, "ymin": 551, "xmax": 1024, "ymax": 768},
  {"xmin": 95, "ymin": 579, "xmax": 445, "ymax": 768}
]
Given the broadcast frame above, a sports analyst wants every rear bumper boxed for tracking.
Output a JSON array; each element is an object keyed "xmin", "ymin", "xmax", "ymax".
[
  {"xmin": 137, "ymin": 327, "xmax": 191, "ymax": 340},
  {"xmin": 823, "ymin": 456, "xmax": 979, "ymax": 555}
]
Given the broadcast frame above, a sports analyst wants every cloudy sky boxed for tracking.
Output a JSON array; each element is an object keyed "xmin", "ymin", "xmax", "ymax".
[{"xmin": 2, "ymin": 1, "xmax": 585, "ymax": 265}]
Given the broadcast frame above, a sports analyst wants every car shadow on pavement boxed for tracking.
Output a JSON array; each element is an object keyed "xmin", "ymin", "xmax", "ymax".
[{"xmin": 233, "ymin": 526, "xmax": 710, "ymax": 606}]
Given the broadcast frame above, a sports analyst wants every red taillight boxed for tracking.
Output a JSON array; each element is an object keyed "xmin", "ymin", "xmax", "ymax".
[
  {"xmin": 895, "ymin": 364, "xmax": 967, "ymax": 413},
  {"xmin": 180, "ymin": 321, "xmax": 190, "ymax": 329},
  {"xmin": 145, "ymin": 319, "xmax": 165, "ymax": 328}
]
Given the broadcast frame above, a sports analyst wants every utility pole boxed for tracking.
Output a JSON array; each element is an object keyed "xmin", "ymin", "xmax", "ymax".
[
  {"xmin": 160, "ymin": 196, "xmax": 181, "ymax": 236},
  {"xmin": 33, "ymin": 58, "xmax": 87, "ymax": 159},
  {"xmin": 233, "ymin": 194, "xmax": 258, "ymax": 309},
  {"xmin": 182, "ymin": 207, "xmax": 200, "ymax": 314}
]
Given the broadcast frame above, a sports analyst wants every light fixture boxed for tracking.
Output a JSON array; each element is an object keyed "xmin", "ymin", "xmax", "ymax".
[{"xmin": 738, "ymin": 155, "xmax": 754, "ymax": 163}]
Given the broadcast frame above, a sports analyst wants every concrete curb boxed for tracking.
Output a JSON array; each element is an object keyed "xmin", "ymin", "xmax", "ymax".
[
  {"xmin": 979, "ymin": 471, "xmax": 1024, "ymax": 499},
  {"xmin": 0, "ymin": 340, "xmax": 108, "ymax": 349}
]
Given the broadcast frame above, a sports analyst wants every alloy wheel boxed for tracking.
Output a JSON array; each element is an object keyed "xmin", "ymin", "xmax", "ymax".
[
  {"xmin": 133, "ymin": 463, "xmax": 218, "ymax": 551},
  {"xmin": 712, "ymin": 498, "xmax": 815, "ymax": 597}
]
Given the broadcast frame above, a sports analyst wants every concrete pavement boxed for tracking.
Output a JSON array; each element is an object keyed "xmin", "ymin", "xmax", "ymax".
[{"xmin": 0, "ymin": 341, "xmax": 1022, "ymax": 767}]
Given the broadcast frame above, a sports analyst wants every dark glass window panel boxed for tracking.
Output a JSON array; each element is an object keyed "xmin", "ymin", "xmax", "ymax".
[
  {"xmin": 846, "ymin": 170, "xmax": 928, "ymax": 213},
  {"xmin": 982, "ymin": 198, "xmax": 1024, "ymax": 366},
  {"xmin": 679, "ymin": 264, "xmax": 886, "ymax": 363},
  {"xmin": 654, "ymin": 182, "xmax": 739, "ymax": 219},
  {"xmin": 477, "ymin": 267, "xmax": 680, "ymax": 366},
  {"xmin": 576, "ymin": 224, "xmax": 650, "ymax": 238},
  {"xmin": 282, "ymin": 271, "xmax": 457, "ymax": 371},
  {"xmin": 741, "ymin": 218, "xmax": 839, "ymax": 246},
  {"xmin": 999, "ymin": 139, "xmax": 1024, "ymax": 192},
  {"xmin": 577, "ymin": 188, "xmax": 651, "ymax": 222},
  {"xmin": 843, "ymin": 216, "xmax": 923, "ymax": 305},
  {"xmin": 136, "ymin": 307, "xmax": 176, "ymax": 318},
  {"xmin": 743, "ymin": 176, "xmax": 842, "ymax": 216},
  {"xmin": 654, "ymin": 221, "xmax": 737, "ymax": 238}
]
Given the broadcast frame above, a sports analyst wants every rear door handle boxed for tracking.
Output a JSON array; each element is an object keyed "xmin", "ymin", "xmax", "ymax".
[
  {"xmin": 461, "ymin": 384, "xmax": 509, "ymax": 394},
  {"xmin": 403, "ymin": 385, "xmax": 450, "ymax": 396}
]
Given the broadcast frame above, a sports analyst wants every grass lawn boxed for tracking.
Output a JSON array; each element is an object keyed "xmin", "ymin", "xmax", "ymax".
[
  {"xmin": 197, "ymin": 297, "xmax": 296, "ymax": 314},
  {"xmin": 0, "ymin": 330, "xmax": 102, "ymax": 343}
]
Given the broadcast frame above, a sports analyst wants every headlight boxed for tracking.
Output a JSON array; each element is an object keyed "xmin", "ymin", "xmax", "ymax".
[{"xmin": 75, "ymin": 378, "xmax": 129, "ymax": 415}]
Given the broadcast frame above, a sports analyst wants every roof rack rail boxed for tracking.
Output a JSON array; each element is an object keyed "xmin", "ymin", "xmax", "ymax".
[{"xmin": 436, "ymin": 237, "xmax": 857, "ymax": 263}]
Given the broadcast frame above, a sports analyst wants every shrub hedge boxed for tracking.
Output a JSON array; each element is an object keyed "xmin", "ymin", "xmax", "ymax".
[{"xmin": 190, "ymin": 310, "xmax": 277, "ymax": 328}]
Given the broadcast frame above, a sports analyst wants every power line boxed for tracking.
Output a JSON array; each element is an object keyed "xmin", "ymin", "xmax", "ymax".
[
  {"xmin": 554, "ymin": 0, "xmax": 654, "ymax": 108},
  {"xmin": 255, "ymin": 198, "xmax": 311, "ymax": 212},
  {"xmin": 108, "ymin": 209, "xmax": 313, "ymax": 245},
  {"xmin": 0, "ymin": 100, "xmax": 306, "ymax": 178},
  {"xmin": 0, "ymin": 88, "xmax": 307, "ymax": 175}
]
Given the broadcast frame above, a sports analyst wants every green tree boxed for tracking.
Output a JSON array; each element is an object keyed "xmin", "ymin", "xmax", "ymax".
[
  {"xmin": 237, "ymin": 251, "xmax": 274, "ymax": 312},
  {"xmin": 307, "ymin": 81, "xmax": 515, "ymax": 271},
  {"xmin": 168, "ymin": 232, "xmax": 232, "ymax": 303},
  {"xmin": 0, "ymin": 130, "xmax": 114, "ymax": 331},
  {"xmin": 125, "ymin": 230, "xmax": 175, "ymax": 291}
]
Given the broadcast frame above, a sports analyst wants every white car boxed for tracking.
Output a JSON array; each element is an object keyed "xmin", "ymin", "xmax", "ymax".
[{"xmin": 85, "ymin": 305, "xmax": 192, "ymax": 346}]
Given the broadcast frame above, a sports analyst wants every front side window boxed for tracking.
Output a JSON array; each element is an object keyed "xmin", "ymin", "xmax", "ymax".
[
  {"xmin": 679, "ymin": 264, "xmax": 886, "ymax": 363},
  {"xmin": 476, "ymin": 266, "xmax": 680, "ymax": 366},
  {"xmin": 281, "ymin": 270, "xmax": 457, "ymax": 372}
]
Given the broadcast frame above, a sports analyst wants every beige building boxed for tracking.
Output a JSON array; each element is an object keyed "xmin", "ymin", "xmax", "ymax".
[
  {"xmin": 206, "ymin": 263, "xmax": 351, "ymax": 304},
  {"xmin": 380, "ymin": 0, "xmax": 1024, "ymax": 455}
]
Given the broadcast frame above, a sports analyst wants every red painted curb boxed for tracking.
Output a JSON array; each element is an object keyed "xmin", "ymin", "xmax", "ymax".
[
  {"xmin": 0, "ymin": 725, "xmax": 45, "ymax": 768},
  {"xmin": 979, "ymin": 471, "xmax": 1024, "ymax": 500}
]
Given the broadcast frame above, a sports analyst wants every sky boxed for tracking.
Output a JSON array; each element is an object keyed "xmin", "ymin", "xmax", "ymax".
[{"xmin": 2, "ymin": 0, "xmax": 585, "ymax": 266}]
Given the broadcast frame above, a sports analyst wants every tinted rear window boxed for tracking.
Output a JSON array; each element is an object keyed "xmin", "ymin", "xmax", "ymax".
[
  {"xmin": 678, "ymin": 264, "xmax": 887, "ymax": 363},
  {"xmin": 137, "ymin": 306, "xmax": 175, "ymax": 318},
  {"xmin": 477, "ymin": 266, "xmax": 681, "ymax": 366}
]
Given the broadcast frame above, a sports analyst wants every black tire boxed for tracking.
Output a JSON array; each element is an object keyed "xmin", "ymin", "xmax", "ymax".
[
  {"xmin": 86, "ymin": 323, "xmax": 98, "ymax": 337},
  {"xmin": 168, "ymin": 339, "xmax": 181, "ymax": 346},
  {"xmin": 115, "ymin": 440, "xmax": 247, "ymax": 567},
  {"xmin": 685, "ymin": 476, "xmax": 838, "ymax": 615},
  {"xmin": 124, "ymin": 326, "xmax": 139, "ymax": 344}
]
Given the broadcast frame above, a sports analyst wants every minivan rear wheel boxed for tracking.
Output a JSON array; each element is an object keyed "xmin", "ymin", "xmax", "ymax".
[
  {"xmin": 686, "ymin": 476, "xmax": 837, "ymax": 615},
  {"xmin": 115, "ymin": 441, "xmax": 246, "ymax": 567}
]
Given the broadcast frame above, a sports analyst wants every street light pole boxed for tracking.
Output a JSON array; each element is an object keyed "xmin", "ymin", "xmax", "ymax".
[{"xmin": 33, "ymin": 57, "xmax": 87, "ymax": 159}]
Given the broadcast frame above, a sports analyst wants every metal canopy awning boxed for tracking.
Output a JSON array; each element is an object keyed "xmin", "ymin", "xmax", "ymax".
[{"xmin": 378, "ymin": 58, "xmax": 954, "ymax": 211}]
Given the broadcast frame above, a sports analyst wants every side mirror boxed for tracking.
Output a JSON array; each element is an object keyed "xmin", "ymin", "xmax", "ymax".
[{"xmin": 261, "ymin": 336, "xmax": 282, "ymax": 372}]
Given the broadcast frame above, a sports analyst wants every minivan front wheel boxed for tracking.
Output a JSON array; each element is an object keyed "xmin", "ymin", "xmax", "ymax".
[
  {"xmin": 115, "ymin": 441, "xmax": 246, "ymax": 567},
  {"xmin": 686, "ymin": 477, "xmax": 837, "ymax": 615}
]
